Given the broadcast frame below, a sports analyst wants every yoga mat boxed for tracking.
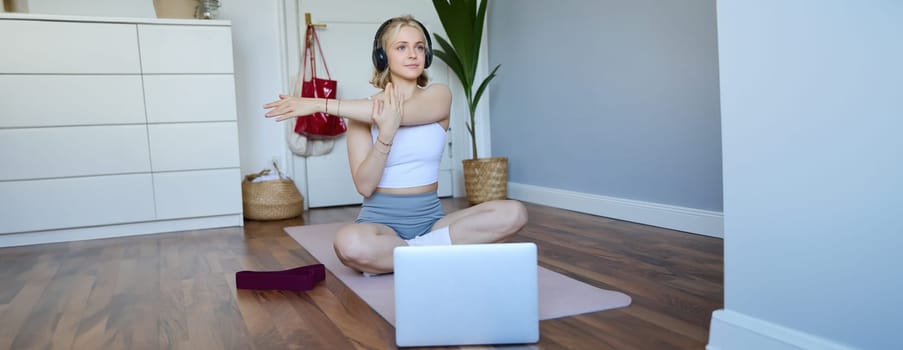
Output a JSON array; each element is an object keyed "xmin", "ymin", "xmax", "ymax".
[{"xmin": 285, "ymin": 223, "xmax": 632, "ymax": 325}]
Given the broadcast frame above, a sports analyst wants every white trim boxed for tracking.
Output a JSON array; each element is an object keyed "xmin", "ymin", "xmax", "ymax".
[
  {"xmin": 707, "ymin": 309, "xmax": 854, "ymax": 350},
  {"xmin": 280, "ymin": 0, "xmax": 309, "ymax": 210},
  {"xmin": 507, "ymin": 182, "xmax": 723, "ymax": 237},
  {"xmin": 0, "ymin": 215, "xmax": 243, "ymax": 248}
]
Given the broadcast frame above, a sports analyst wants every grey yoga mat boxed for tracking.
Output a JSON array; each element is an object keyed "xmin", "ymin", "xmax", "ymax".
[{"xmin": 284, "ymin": 223, "xmax": 632, "ymax": 325}]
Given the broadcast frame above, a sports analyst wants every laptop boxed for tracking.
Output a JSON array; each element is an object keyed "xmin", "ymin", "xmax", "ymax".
[{"xmin": 393, "ymin": 242, "xmax": 539, "ymax": 347}]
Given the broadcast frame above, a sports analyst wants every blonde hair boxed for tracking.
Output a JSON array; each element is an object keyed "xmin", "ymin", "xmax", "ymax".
[{"xmin": 370, "ymin": 15, "xmax": 430, "ymax": 89}]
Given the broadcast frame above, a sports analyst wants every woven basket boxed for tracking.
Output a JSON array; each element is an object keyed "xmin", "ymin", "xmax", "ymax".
[
  {"xmin": 462, "ymin": 157, "xmax": 508, "ymax": 205},
  {"xmin": 241, "ymin": 164, "xmax": 304, "ymax": 221}
]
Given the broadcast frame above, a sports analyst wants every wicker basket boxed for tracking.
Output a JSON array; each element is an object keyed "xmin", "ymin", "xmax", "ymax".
[
  {"xmin": 462, "ymin": 157, "xmax": 508, "ymax": 205},
  {"xmin": 241, "ymin": 164, "xmax": 304, "ymax": 221}
]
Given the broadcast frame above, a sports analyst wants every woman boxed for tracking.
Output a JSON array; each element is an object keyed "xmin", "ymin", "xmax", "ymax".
[{"xmin": 264, "ymin": 15, "xmax": 526, "ymax": 275}]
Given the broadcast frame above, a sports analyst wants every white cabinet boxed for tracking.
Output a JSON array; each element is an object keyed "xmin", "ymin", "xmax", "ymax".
[
  {"xmin": 0, "ymin": 14, "xmax": 242, "ymax": 246},
  {"xmin": 0, "ymin": 126, "xmax": 151, "ymax": 180},
  {"xmin": 154, "ymin": 169, "xmax": 242, "ymax": 219},
  {"xmin": 148, "ymin": 123, "xmax": 240, "ymax": 171},
  {"xmin": 0, "ymin": 175, "xmax": 157, "ymax": 233},
  {"xmin": 0, "ymin": 20, "xmax": 140, "ymax": 74},
  {"xmin": 137, "ymin": 24, "xmax": 235, "ymax": 74},
  {"xmin": 143, "ymin": 75, "xmax": 238, "ymax": 123},
  {"xmin": 0, "ymin": 75, "xmax": 147, "ymax": 127}
]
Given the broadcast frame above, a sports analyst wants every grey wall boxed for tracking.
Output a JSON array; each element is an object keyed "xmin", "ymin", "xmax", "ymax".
[
  {"xmin": 715, "ymin": 1, "xmax": 902, "ymax": 349},
  {"xmin": 487, "ymin": 0, "xmax": 722, "ymax": 211}
]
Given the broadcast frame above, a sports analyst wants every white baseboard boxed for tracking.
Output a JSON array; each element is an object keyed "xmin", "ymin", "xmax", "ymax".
[
  {"xmin": 507, "ymin": 182, "xmax": 723, "ymax": 237},
  {"xmin": 707, "ymin": 309, "xmax": 853, "ymax": 350},
  {"xmin": 0, "ymin": 214, "xmax": 244, "ymax": 248}
]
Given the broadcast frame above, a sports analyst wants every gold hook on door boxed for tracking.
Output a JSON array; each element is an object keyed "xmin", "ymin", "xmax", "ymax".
[{"xmin": 305, "ymin": 13, "xmax": 326, "ymax": 28}]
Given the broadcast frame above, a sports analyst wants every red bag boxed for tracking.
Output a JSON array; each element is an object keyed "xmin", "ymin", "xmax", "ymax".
[{"xmin": 294, "ymin": 25, "xmax": 346, "ymax": 138}]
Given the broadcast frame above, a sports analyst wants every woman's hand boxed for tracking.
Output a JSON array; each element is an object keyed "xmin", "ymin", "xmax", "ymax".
[
  {"xmin": 371, "ymin": 83, "xmax": 404, "ymax": 138},
  {"xmin": 263, "ymin": 94, "xmax": 320, "ymax": 122}
]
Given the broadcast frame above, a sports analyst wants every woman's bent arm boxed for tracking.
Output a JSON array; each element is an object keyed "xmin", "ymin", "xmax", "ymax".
[
  {"xmin": 346, "ymin": 85, "xmax": 403, "ymax": 197},
  {"xmin": 346, "ymin": 119, "xmax": 391, "ymax": 197}
]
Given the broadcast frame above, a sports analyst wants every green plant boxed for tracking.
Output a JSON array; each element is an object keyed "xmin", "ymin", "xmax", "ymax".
[{"xmin": 431, "ymin": 0, "xmax": 500, "ymax": 160}]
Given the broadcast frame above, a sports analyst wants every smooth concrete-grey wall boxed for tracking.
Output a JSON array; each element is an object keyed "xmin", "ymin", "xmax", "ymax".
[
  {"xmin": 487, "ymin": 0, "xmax": 722, "ymax": 211},
  {"xmin": 713, "ymin": 1, "xmax": 902, "ymax": 349}
]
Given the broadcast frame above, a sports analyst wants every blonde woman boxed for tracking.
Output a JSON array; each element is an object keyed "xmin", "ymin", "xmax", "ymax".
[{"xmin": 264, "ymin": 15, "xmax": 526, "ymax": 275}]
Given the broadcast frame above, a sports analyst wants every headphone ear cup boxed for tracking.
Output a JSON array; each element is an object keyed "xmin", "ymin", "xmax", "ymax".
[
  {"xmin": 372, "ymin": 47, "xmax": 388, "ymax": 71},
  {"xmin": 416, "ymin": 20, "xmax": 433, "ymax": 69},
  {"xmin": 372, "ymin": 19, "xmax": 392, "ymax": 72}
]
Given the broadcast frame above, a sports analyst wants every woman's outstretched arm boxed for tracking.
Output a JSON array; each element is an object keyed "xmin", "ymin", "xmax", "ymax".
[{"xmin": 263, "ymin": 83, "xmax": 450, "ymax": 126}]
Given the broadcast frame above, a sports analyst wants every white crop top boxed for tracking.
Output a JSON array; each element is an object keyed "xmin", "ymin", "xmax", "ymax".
[{"xmin": 372, "ymin": 123, "xmax": 447, "ymax": 188}]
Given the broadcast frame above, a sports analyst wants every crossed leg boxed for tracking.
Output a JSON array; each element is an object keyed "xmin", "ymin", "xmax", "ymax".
[
  {"xmin": 333, "ymin": 199, "xmax": 528, "ymax": 274},
  {"xmin": 432, "ymin": 199, "xmax": 527, "ymax": 244},
  {"xmin": 333, "ymin": 223, "xmax": 405, "ymax": 274}
]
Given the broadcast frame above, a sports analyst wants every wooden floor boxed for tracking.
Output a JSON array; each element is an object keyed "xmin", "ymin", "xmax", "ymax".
[{"xmin": 0, "ymin": 198, "xmax": 723, "ymax": 350}]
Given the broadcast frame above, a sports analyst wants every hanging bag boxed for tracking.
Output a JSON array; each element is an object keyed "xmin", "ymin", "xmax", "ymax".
[
  {"xmin": 293, "ymin": 25, "xmax": 347, "ymax": 138},
  {"xmin": 286, "ymin": 73, "xmax": 336, "ymax": 157}
]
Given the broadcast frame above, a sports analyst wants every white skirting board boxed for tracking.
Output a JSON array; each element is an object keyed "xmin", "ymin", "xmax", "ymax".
[
  {"xmin": 707, "ymin": 309, "xmax": 853, "ymax": 350},
  {"xmin": 507, "ymin": 182, "xmax": 723, "ymax": 238},
  {"xmin": 0, "ymin": 215, "xmax": 244, "ymax": 248}
]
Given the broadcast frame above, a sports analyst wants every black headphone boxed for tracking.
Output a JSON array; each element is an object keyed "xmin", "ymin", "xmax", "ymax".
[{"xmin": 372, "ymin": 18, "xmax": 433, "ymax": 72}]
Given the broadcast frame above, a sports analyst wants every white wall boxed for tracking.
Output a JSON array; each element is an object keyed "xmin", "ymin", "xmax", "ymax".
[
  {"xmin": 25, "ymin": 0, "xmax": 155, "ymax": 17},
  {"xmin": 218, "ymin": 0, "xmax": 291, "ymax": 177},
  {"xmin": 711, "ymin": 1, "xmax": 902, "ymax": 349}
]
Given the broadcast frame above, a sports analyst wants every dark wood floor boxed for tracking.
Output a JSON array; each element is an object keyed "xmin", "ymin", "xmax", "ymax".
[{"xmin": 0, "ymin": 198, "xmax": 723, "ymax": 350}]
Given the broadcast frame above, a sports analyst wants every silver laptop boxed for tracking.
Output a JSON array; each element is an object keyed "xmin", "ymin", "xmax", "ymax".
[{"xmin": 393, "ymin": 242, "xmax": 539, "ymax": 347}]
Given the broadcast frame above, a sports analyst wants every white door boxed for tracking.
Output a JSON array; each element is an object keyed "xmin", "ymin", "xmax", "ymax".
[{"xmin": 292, "ymin": 0, "xmax": 456, "ymax": 207}]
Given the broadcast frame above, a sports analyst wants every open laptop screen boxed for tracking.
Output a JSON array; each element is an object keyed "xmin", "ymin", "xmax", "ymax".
[{"xmin": 394, "ymin": 242, "xmax": 539, "ymax": 347}]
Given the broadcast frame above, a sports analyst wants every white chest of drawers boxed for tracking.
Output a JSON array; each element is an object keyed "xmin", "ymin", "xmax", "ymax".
[{"xmin": 0, "ymin": 13, "xmax": 243, "ymax": 246}]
